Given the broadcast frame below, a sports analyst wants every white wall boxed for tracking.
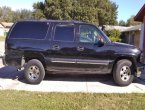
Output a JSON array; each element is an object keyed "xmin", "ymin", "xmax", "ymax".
[
  {"xmin": 0, "ymin": 27, "xmax": 4, "ymax": 36},
  {"xmin": 140, "ymin": 24, "xmax": 144, "ymax": 50}
]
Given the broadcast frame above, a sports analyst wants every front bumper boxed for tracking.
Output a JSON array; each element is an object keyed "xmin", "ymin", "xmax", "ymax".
[{"xmin": 136, "ymin": 63, "xmax": 145, "ymax": 77}]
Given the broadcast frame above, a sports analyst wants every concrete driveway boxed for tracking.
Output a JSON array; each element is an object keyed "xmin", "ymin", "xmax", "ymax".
[{"xmin": 0, "ymin": 41, "xmax": 145, "ymax": 93}]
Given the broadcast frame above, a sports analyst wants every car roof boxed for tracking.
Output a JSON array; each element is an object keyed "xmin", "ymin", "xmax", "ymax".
[{"xmin": 16, "ymin": 20, "xmax": 85, "ymax": 24}]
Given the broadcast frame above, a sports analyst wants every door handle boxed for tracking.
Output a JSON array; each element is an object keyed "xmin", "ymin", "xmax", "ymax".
[
  {"xmin": 77, "ymin": 46, "xmax": 84, "ymax": 51},
  {"xmin": 52, "ymin": 45, "xmax": 60, "ymax": 50}
]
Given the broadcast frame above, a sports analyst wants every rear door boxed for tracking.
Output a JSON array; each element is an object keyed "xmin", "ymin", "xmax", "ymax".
[
  {"xmin": 47, "ymin": 22, "xmax": 78, "ymax": 71},
  {"xmin": 5, "ymin": 21, "xmax": 50, "ymax": 67}
]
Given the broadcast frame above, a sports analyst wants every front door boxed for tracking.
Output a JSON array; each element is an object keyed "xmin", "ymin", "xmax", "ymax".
[{"xmin": 76, "ymin": 24, "xmax": 111, "ymax": 74}]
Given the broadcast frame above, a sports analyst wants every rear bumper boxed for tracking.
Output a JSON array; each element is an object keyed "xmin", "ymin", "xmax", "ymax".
[
  {"xmin": 1, "ymin": 54, "xmax": 25, "ymax": 68},
  {"xmin": 1, "ymin": 57, "xmax": 6, "ymax": 66},
  {"xmin": 136, "ymin": 63, "xmax": 145, "ymax": 77},
  {"xmin": 0, "ymin": 53, "xmax": 6, "ymax": 66}
]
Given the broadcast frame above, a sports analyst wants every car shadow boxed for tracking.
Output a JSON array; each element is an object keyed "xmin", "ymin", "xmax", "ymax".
[
  {"xmin": 0, "ymin": 66, "xmax": 24, "ymax": 80},
  {"xmin": 0, "ymin": 66, "xmax": 116, "ymax": 86},
  {"xmin": 44, "ymin": 73, "xmax": 116, "ymax": 86},
  {"xmin": 0, "ymin": 66, "xmax": 145, "ymax": 86},
  {"xmin": 133, "ymin": 72, "xmax": 145, "ymax": 85}
]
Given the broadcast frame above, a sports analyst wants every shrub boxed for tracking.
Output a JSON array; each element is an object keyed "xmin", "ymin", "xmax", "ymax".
[{"xmin": 107, "ymin": 29, "xmax": 121, "ymax": 42}]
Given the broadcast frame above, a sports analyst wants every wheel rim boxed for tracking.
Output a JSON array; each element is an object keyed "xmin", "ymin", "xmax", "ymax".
[
  {"xmin": 27, "ymin": 65, "xmax": 40, "ymax": 81},
  {"xmin": 120, "ymin": 66, "xmax": 131, "ymax": 82}
]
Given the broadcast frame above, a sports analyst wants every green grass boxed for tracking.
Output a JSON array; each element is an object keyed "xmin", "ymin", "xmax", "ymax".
[
  {"xmin": 0, "ymin": 36, "xmax": 6, "ymax": 41},
  {"xmin": 0, "ymin": 91, "xmax": 145, "ymax": 110}
]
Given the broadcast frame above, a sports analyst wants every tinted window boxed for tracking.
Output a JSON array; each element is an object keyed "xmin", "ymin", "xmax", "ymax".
[
  {"xmin": 79, "ymin": 25, "xmax": 102, "ymax": 43},
  {"xmin": 54, "ymin": 25, "xmax": 74, "ymax": 42},
  {"xmin": 10, "ymin": 22, "xmax": 48, "ymax": 39}
]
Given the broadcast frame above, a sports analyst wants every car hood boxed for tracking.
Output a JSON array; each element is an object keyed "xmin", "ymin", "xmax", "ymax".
[
  {"xmin": 112, "ymin": 42, "xmax": 136, "ymax": 49},
  {"xmin": 108, "ymin": 42, "xmax": 141, "ymax": 55}
]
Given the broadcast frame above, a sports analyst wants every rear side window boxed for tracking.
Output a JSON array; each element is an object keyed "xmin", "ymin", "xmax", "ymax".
[
  {"xmin": 54, "ymin": 25, "xmax": 75, "ymax": 42},
  {"xmin": 9, "ymin": 22, "xmax": 48, "ymax": 39}
]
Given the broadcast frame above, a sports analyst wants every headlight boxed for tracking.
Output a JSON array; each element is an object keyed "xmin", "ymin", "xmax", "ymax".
[{"xmin": 139, "ymin": 52, "xmax": 144, "ymax": 63}]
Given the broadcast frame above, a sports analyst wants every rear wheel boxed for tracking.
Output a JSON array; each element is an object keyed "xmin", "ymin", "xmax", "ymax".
[
  {"xmin": 24, "ymin": 59, "xmax": 45, "ymax": 84},
  {"xmin": 113, "ymin": 59, "xmax": 134, "ymax": 86}
]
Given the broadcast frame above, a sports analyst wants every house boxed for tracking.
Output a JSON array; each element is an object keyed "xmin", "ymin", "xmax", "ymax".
[
  {"xmin": 0, "ymin": 23, "xmax": 4, "ymax": 36},
  {"xmin": 121, "ymin": 25, "xmax": 141, "ymax": 48},
  {"xmin": 134, "ymin": 4, "xmax": 145, "ymax": 56},
  {"xmin": 104, "ymin": 25, "xmax": 141, "ymax": 48},
  {"xmin": 104, "ymin": 25, "xmax": 128, "ymax": 32},
  {"xmin": 0, "ymin": 22, "xmax": 13, "ymax": 36}
]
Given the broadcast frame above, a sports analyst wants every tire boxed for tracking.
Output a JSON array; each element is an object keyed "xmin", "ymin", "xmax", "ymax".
[
  {"xmin": 24, "ymin": 59, "xmax": 45, "ymax": 84},
  {"xmin": 113, "ymin": 59, "xmax": 134, "ymax": 86}
]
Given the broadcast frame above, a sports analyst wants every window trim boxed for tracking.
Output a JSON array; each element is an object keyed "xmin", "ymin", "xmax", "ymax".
[
  {"xmin": 8, "ymin": 22, "xmax": 50, "ymax": 40},
  {"xmin": 53, "ymin": 24, "xmax": 75, "ymax": 42},
  {"xmin": 79, "ymin": 24, "xmax": 101, "ymax": 44}
]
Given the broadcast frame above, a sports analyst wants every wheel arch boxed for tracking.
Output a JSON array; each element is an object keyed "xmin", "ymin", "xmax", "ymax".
[
  {"xmin": 112, "ymin": 56, "xmax": 137, "ymax": 74},
  {"xmin": 24, "ymin": 52, "xmax": 46, "ymax": 68}
]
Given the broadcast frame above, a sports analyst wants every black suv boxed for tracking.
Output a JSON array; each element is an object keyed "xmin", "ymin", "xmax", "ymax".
[{"xmin": 3, "ymin": 20, "xmax": 144, "ymax": 86}]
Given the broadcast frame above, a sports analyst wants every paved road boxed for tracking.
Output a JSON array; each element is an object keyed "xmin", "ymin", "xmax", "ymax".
[{"xmin": 0, "ymin": 41, "xmax": 145, "ymax": 93}]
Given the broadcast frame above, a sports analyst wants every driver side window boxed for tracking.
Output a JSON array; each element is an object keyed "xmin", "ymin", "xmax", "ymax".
[{"xmin": 79, "ymin": 25, "xmax": 100, "ymax": 43}]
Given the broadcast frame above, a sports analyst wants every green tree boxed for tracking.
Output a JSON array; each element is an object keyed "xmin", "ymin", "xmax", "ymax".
[
  {"xmin": 33, "ymin": 0, "xmax": 118, "ymax": 25},
  {"xmin": 0, "ymin": 6, "xmax": 33, "ymax": 22},
  {"xmin": 119, "ymin": 20, "xmax": 126, "ymax": 26},
  {"xmin": 42, "ymin": 0, "xmax": 73, "ymax": 20},
  {"xmin": 33, "ymin": 2, "xmax": 46, "ymax": 20},
  {"xmin": 71, "ymin": 0, "xmax": 98, "ymax": 24},
  {"xmin": 126, "ymin": 15, "xmax": 141, "ymax": 26},
  {"xmin": 0, "ymin": 6, "xmax": 13, "ymax": 22},
  {"xmin": 107, "ymin": 29, "xmax": 121, "ymax": 42},
  {"xmin": 97, "ymin": 0, "xmax": 118, "ymax": 25},
  {"xmin": 12, "ymin": 9, "xmax": 33, "ymax": 22}
]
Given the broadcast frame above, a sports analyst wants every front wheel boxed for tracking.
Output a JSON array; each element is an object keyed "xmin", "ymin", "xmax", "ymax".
[
  {"xmin": 113, "ymin": 59, "xmax": 134, "ymax": 86},
  {"xmin": 24, "ymin": 59, "xmax": 45, "ymax": 84}
]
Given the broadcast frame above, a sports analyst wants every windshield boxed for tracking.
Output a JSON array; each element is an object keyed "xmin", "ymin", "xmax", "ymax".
[{"xmin": 96, "ymin": 26, "xmax": 111, "ymax": 43}]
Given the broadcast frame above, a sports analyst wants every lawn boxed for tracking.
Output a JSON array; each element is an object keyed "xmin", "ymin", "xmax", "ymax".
[{"xmin": 0, "ymin": 91, "xmax": 145, "ymax": 110}]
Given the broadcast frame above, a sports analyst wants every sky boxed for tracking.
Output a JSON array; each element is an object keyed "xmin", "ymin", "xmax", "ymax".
[
  {"xmin": 0, "ymin": 0, "xmax": 144, "ymax": 22},
  {"xmin": 0, "ymin": 0, "xmax": 44, "ymax": 10},
  {"xmin": 111, "ymin": 0, "xmax": 145, "ymax": 21}
]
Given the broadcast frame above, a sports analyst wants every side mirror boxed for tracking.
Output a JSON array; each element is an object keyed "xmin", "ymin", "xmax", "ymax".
[{"xmin": 96, "ymin": 39, "xmax": 104, "ymax": 47}]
